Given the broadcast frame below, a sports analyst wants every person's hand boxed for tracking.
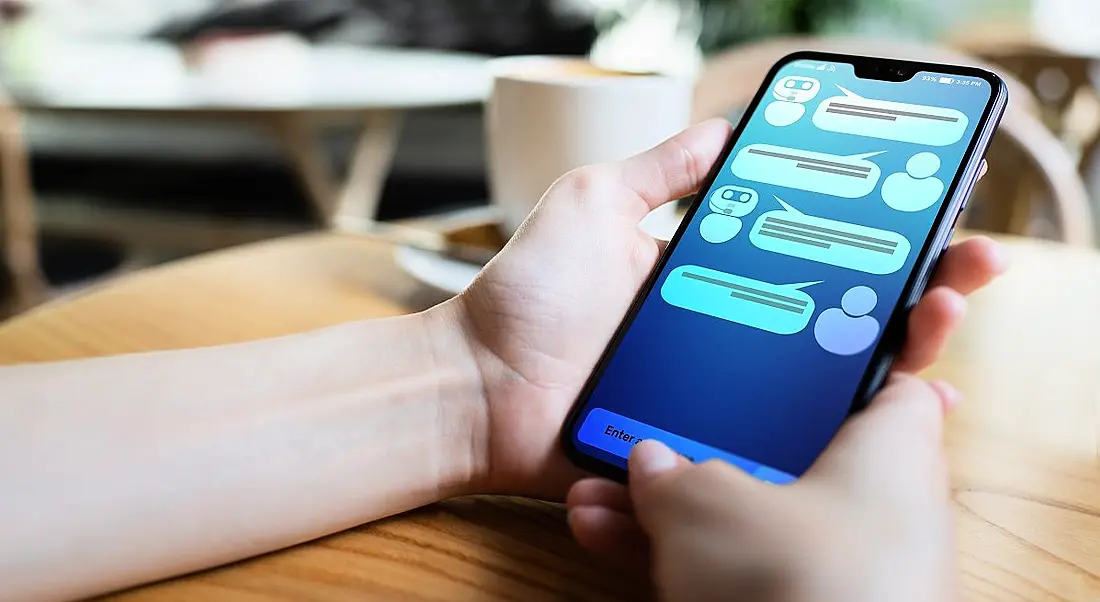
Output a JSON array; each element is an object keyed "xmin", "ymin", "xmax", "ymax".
[
  {"xmin": 567, "ymin": 374, "xmax": 959, "ymax": 602},
  {"xmin": 448, "ymin": 118, "xmax": 1006, "ymax": 499}
]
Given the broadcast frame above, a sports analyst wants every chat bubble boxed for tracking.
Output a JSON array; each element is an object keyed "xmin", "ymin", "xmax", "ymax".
[
  {"xmin": 812, "ymin": 86, "xmax": 969, "ymax": 147},
  {"xmin": 749, "ymin": 197, "xmax": 912, "ymax": 275},
  {"xmin": 730, "ymin": 143, "xmax": 882, "ymax": 199},
  {"xmin": 661, "ymin": 265, "xmax": 818, "ymax": 335}
]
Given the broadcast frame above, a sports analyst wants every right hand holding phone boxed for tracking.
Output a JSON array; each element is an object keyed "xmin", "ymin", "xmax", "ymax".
[
  {"xmin": 567, "ymin": 374, "xmax": 961, "ymax": 602},
  {"xmin": 455, "ymin": 119, "xmax": 1005, "ymax": 502}
]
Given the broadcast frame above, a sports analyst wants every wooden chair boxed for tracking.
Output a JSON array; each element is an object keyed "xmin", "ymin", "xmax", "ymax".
[
  {"xmin": 949, "ymin": 38, "xmax": 1100, "ymax": 231},
  {"xmin": 949, "ymin": 30, "xmax": 1100, "ymax": 155},
  {"xmin": 693, "ymin": 36, "xmax": 1095, "ymax": 247},
  {"xmin": 0, "ymin": 84, "xmax": 45, "ymax": 312}
]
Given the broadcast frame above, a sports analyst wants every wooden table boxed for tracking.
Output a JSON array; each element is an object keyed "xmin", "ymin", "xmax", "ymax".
[{"xmin": 1, "ymin": 233, "xmax": 1099, "ymax": 601}]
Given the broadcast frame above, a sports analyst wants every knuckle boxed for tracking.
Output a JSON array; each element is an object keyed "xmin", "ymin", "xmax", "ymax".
[
  {"xmin": 693, "ymin": 459, "xmax": 745, "ymax": 488},
  {"xmin": 666, "ymin": 461, "xmax": 761, "ymax": 523},
  {"xmin": 554, "ymin": 165, "xmax": 611, "ymax": 200},
  {"xmin": 884, "ymin": 372, "xmax": 922, "ymax": 392},
  {"xmin": 911, "ymin": 397, "xmax": 945, "ymax": 442},
  {"xmin": 882, "ymin": 375, "xmax": 945, "ymax": 442},
  {"xmin": 671, "ymin": 137, "xmax": 702, "ymax": 189},
  {"xmin": 647, "ymin": 462, "xmax": 716, "ymax": 498},
  {"xmin": 697, "ymin": 458, "xmax": 731, "ymax": 477}
]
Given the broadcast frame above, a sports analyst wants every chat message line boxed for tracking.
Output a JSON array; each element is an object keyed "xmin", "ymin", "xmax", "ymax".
[
  {"xmin": 661, "ymin": 265, "xmax": 819, "ymax": 335},
  {"xmin": 749, "ymin": 197, "xmax": 912, "ymax": 275},
  {"xmin": 730, "ymin": 143, "xmax": 882, "ymax": 199},
  {"xmin": 812, "ymin": 86, "xmax": 969, "ymax": 147}
]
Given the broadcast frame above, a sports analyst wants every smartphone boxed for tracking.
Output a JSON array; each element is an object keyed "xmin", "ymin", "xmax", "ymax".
[{"xmin": 562, "ymin": 52, "xmax": 1008, "ymax": 484}]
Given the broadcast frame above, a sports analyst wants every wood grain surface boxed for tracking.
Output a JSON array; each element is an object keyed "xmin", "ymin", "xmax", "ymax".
[{"xmin": 1, "ymin": 232, "xmax": 1099, "ymax": 601}]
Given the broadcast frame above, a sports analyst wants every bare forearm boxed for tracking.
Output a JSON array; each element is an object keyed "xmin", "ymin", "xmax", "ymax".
[{"xmin": 0, "ymin": 304, "xmax": 486, "ymax": 601}]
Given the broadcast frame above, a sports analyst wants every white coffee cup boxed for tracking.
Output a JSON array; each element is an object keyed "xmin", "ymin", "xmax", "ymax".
[{"xmin": 486, "ymin": 56, "xmax": 693, "ymax": 236}]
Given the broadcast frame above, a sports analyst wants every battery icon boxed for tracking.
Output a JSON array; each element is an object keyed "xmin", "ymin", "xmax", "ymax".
[{"xmin": 939, "ymin": 77, "xmax": 954, "ymax": 84}]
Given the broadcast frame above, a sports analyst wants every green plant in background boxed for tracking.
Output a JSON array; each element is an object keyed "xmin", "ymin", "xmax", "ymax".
[
  {"xmin": 601, "ymin": 0, "xmax": 923, "ymax": 55},
  {"xmin": 694, "ymin": 0, "xmax": 864, "ymax": 52}
]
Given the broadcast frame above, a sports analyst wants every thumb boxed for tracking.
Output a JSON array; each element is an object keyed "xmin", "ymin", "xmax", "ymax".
[
  {"xmin": 628, "ymin": 441, "xmax": 764, "ymax": 540},
  {"xmin": 806, "ymin": 374, "xmax": 951, "ymax": 491},
  {"xmin": 612, "ymin": 118, "xmax": 732, "ymax": 220}
]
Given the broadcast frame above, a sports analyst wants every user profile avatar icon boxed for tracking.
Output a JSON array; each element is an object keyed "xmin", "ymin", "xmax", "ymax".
[
  {"xmin": 814, "ymin": 286, "xmax": 881, "ymax": 356},
  {"xmin": 765, "ymin": 76, "xmax": 821, "ymax": 127},
  {"xmin": 700, "ymin": 185, "xmax": 759, "ymax": 244},
  {"xmin": 882, "ymin": 152, "xmax": 946, "ymax": 212}
]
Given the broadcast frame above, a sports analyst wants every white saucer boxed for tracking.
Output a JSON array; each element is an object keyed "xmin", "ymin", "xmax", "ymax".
[
  {"xmin": 394, "ymin": 207, "xmax": 684, "ymax": 296},
  {"xmin": 394, "ymin": 245, "xmax": 483, "ymax": 295}
]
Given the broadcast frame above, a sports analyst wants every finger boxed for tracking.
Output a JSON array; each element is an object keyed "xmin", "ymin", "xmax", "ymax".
[
  {"xmin": 807, "ymin": 373, "xmax": 947, "ymax": 485},
  {"xmin": 930, "ymin": 236, "xmax": 1008, "ymax": 296},
  {"xmin": 893, "ymin": 287, "xmax": 967, "ymax": 374},
  {"xmin": 628, "ymin": 441, "xmax": 762, "ymax": 539},
  {"xmin": 977, "ymin": 159, "xmax": 988, "ymax": 181},
  {"xmin": 627, "ymin": 440, "xmax": 694, "ymax": 537},
  {"xmin": 567, "ymin": 506, "xmax": 650, "ymax": 571},
  {"xmin": 865, "ymin": 374, "xmax": 948, "ymax": 441},
  {"xmin": 567, "ymin": 478, "xmax": 632, "ymax": 514},
  {"xmin": 928, "ymin": 379, "xmax": 964, "ymax": 413},
  {"xmin": 615, "ymin": 119, "xmax": 733, "ymax": 216}
]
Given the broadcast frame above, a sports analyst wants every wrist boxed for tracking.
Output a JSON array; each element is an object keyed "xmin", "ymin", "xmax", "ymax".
[{"xmin": 415, "ymin": 299, "xmax": 493, "ymax": 496}]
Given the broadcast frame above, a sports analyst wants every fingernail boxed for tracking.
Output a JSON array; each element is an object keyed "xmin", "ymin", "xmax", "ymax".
[
  {"xmin": 990, "ymin": 242, "xmax": 1011, "ymax": 274},
  {"xmin": 931, "ymin": 380, "xmax": 964, "ymax": 411},
  {"xmin": 950, "ymin": 294, "xmax": 969, "ymax": 318},
  {"xmin": 565, "ymin": 507, "xmax": 583, "ymax": 530},
  {"xmin": 565, "ymin": 507, "xmax": 592, "ymax": 541},
  {"xmin": 630, "ymin": 440, "xmax": 679, "ymax": 478}
]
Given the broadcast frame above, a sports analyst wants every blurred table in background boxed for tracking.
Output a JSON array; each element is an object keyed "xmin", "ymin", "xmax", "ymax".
[
  {"xmin": 0, "ymin": 82, "xmax": 43, "ymax": 312},
  {"xmin": 9, "ymin": 41, "xmax": 491, "ymax": 228},
  {"xmin": 1, "ymin": 230, "xmax": 1099, "ymax": 601}
]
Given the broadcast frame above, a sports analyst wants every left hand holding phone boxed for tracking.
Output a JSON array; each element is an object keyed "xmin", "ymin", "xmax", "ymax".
[
  {"xmin": 450, "ymin": 119, "xmax": 1006, "ymax": 500},
  {"xmin": 566, "ymin": 374, "xmax": 960, "ymax": 602}
]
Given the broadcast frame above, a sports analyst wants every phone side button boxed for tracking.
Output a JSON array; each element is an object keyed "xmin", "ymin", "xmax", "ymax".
[
  {"xmin": 867, "ymin": 360, "xmax": 891, "ymax": 399},
  {"xmin": 954, "ymin": 162, "xmax": 981, "ymax": 212},
  {"xmin": 933, "ymin": 206, "xmax": 965, "ymax": 271}
]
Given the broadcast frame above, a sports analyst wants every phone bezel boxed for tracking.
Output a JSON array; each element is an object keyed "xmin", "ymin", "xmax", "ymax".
[{"xmin": 560, "ymin": 50, "xmax": 1009, "ymax": 484}]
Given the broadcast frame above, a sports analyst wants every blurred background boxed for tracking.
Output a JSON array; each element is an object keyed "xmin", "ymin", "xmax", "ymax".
[{"xmin": 1, "ymin": 0, "xmax": 1098, "ymax": 316}]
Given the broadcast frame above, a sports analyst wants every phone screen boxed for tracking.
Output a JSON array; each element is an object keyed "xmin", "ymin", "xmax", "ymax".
[{"xmin": 567, "ymin": 58, "xmax": 998, "ymax": 483}]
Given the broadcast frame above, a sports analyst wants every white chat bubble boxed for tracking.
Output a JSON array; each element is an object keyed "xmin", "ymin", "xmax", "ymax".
[
  {"xmin": 812, "ymin": 86, "xmax": 969, "ymax": 147},
  {"xmin": 662, "ymin": 265, "xmax": 820, "ymax": 335},
  {"xmin": 730, "ymin": 143, "xmax": 882, "ymax": 199},
  {"xmin": 749, "ymin": 197, "xmax": 912, "ymax": 275}
]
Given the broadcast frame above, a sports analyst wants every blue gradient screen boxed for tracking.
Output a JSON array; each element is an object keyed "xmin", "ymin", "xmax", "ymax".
[{"xmin": 570, "ymin": 60, "xmax": 993, "ymax": 481}]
